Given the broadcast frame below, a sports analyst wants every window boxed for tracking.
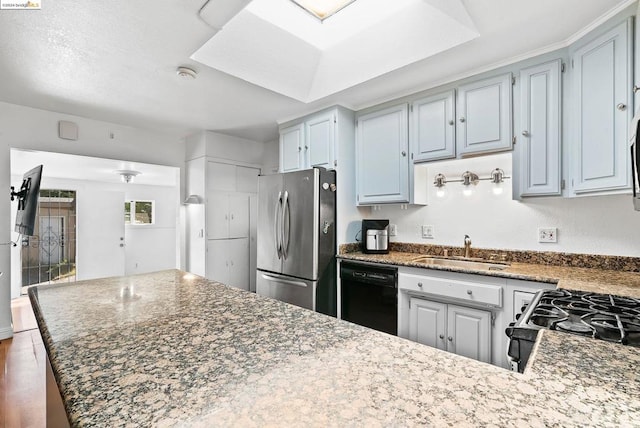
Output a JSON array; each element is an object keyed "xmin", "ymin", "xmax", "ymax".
[{"xmin": 125, "ymin": 200, "xmax": 154, "ymax": 225}]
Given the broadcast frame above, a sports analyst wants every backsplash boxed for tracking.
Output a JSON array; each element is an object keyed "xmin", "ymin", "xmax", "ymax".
[{"xmin": 339, "ymin": 242, "xmax": 640, "ymax": 273}]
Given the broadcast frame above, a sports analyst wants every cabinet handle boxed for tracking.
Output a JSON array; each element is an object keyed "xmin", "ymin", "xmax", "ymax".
[
  {"xmin": 522, "ymin": 130, "xmax": 529, "ymax": 137},
  {"xmin": 439, "ymin": 334, "xmax": 445, "ymax": 340},
  {"xmin": 448, "ymin": 336, "xmax": 453, "ymax": 342},
  {"xmin": 634, "ymin": 85, "xmax": 640, "ymax": 94},
  {"xmin": 230, "ymin": 213, "xmax": 234, "ymax": 220},
  {"xmin": 467, "ymin": 290, "xmax": 473, "ymax": 295},
  {"xmin": 305, "ymin": 145, "xmax": 309, "ymax": 150},
  {"xmin": 401, "ymin": 151, "xmax": 407, "ymax": 157},
  {"xmin": 298, "ymin": 146, "xmax": 302, "ymax": 152},
  {"xmin": 617, "ymin": 103, "xmax": 627, "ymax": 111},
  {"xmin": 448, "ymin": 120, "xmax": 454, "ymax": 126},
  {"xmin": 459, "ymin": 117, "xmax": 466, "ymax": 123},
  {"xmin": 417, "ymin": 282, "xmax": 423, "ymax": 288}
]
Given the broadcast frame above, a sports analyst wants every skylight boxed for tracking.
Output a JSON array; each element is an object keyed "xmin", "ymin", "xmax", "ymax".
[{"xmin": 290, "ymin": 0, "xmax": 356, "ymax": 21}]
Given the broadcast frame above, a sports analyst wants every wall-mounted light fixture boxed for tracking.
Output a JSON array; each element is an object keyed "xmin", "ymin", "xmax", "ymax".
[
  {"xmin": 116, "ymin": 170, "xmax": 141, "ymax": 183},
  {"xmin": 183, "ymin": 194, "xmax": 203, "ymax": 205},
  {"xmin": 433, "ymin": 168, "xmax": 509, "ymax": 198}
]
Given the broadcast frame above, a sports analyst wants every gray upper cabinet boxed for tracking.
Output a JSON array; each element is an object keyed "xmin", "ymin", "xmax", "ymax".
[
  {"xmin": 356, "ymin": 104, "xmax": 410, "ymax": 205},
  {"xmin": 457, "ymin": 73, "xmax": 513, "ymax": 156},
  {"xmin": 518, "ymin": 59, "xmax": 562, "ymax": 197},
  {"xmin": 571, "ymin": 19, "xmax": 632, "ymax": 195},
  {"xmin": 305, "ymin": 111, "xmax": 335, "ymax": 169},
  {"xmin": 410, "ymin": 90, "xmax": 456, "ymax": 162},
  {"xmin": 280, "ymin": 123, "xmax": 304, "ymax": 172}
]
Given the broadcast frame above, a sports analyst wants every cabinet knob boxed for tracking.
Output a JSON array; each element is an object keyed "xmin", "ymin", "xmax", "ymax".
[
  {"xmin": 417, "ymin": 282, "xmax": 423, "ymax": 288},
  {"xmin": 401, "ymin": 151, "xmax": 407, "ymax": 157},
  {"xmin": 448, "ymin": 120, "xmax": 455, "ymax": 126},
  {"xmin": 467, "ymin": 290, "xmax": 473, "ymax": 295},
  {"xmin": 439, "ymin": 334, "xmax": 445, "ymax": 340},
  {"xmin": 448, "ymin": 336, "xmax": 453, "ymax": 342},
  {"xmin": 634, "ymin": 85, "xmax": 640, "ymax": 94},
  {"xmin": 305, "ymin": 145, "xmax": 309, "ymax": 150},
  {"xmin": 459, "ymin": 117, "xmax": 466, "ymax": 123},
  {"xmin": 522, "ymin": 130, "xmax": 529, "ymax": 137},
  {"xmin": 617, "ymin": 103, "xmax": 627, "ymax": 111},
  {"xmin": 298, "ymin": 146, "xmax": 302, "ymax": 152}
]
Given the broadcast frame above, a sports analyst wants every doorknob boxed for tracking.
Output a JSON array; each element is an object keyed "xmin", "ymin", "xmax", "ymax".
[{"xmin": 617, "ymin": 103, "xmax": 627, "ymax": 111}]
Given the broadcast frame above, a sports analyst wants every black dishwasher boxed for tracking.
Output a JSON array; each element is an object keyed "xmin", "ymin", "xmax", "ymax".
[{"xmin": 340, "ymin": 261, "xmax": 397, "ymax": 335}]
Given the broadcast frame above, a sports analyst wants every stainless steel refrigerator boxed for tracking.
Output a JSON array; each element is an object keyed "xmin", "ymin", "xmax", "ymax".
[{"xmin": 256, "ymin": 167, "xmax": 336, "ymax": 316}]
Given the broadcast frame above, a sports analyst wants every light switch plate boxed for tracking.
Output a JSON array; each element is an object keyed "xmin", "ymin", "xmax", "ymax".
[
  {"xmin": 389, "ymin": 224, "xmax": 398, "ymax": 236},
  {"xmin": 538, "ymin": 227, "xmax": 557, "ymax": 243}
]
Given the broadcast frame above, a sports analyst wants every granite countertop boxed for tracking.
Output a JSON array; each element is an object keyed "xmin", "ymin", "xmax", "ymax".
[
  {"xmin": 30, "ymin": 269, "xmax": 640, "ymax": 426},
  {"xmin": 338, "ymin": 251, "xmax": 640, "ymax": 298}
]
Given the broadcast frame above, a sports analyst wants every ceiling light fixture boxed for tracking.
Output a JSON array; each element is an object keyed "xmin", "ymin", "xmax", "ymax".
[
  {"xmin": 290, "ymin": 0, "xmax": 356, "ymax": 21},
  {"xmin": 116, "ymin": 170, "xmax": 141, "ymax": 183},
  {"xmin": 176, "ymin": 66, "xmax": 197, "ymax": 80}
]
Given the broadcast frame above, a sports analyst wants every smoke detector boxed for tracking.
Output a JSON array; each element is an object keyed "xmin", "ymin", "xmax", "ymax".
[{"xmin": 176, "ymin": 66, "xmax": 197, "ymax": 80}]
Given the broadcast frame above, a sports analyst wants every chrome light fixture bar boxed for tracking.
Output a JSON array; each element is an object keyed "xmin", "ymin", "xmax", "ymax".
[
  {"xmin": 433, "ymin": 168, "xmax": 510, "ymax": 197},
  {"xmin": 290, "ymin": 0, "xmax": 357, "ymax": 21}
]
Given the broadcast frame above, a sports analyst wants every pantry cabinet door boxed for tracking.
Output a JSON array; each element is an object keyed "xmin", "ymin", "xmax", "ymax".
[
  {"xmin": 411, "ymin": 90, "xmax": 456, "ymax": 162},
  {"xmin": 447, "ymin": 304, "xmax": 491, "ymax": 363},
  {"xmin": 572, "ymin": 19, "xmax": 632, "ymax": 194},
  {"xmin": 519, "ymin": 60, "xmax": 562, "ymax": 197},
  {"xmin": 228, "ymin": 193, "xmax": 249, "ymax": 239},
  {"xmin": 457, "ymin": 73, "xmax": 512, "ymax": 156},
  {"xmin": 356, "ymin": 104, "xmax": 409, "ymax": 205},
  {"xmin": 206, "ymin": 239, "xmax": 230, "ymax": 285},
  {"xmin": 408, "ymin": 298, "xmax": 447, "ymax": 351},
  {"xmin": 227, "ymin": 238, "xmax": 249, "ymax": 291},
  {"xmin": 206, "ymin": 192, "xmax": 229, "ymax": 239}
]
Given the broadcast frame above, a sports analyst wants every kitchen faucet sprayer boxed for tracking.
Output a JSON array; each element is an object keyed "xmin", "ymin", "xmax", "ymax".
[{"xmin": 464, "ymin": 235, "xmax": 472, "ymax": 258}]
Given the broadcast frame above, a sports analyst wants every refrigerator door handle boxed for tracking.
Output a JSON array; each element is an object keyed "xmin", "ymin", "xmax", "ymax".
[
  {"xmin": 275, "ymin": 191, "xmax": 282, "ymax": 259},
  {"xmin": 260, "ymin": 273, "xmax": 308, "ymax": 289},
  {"xmin": 281, "ymin": 190, "xmax": 290, "ymax": 260}
]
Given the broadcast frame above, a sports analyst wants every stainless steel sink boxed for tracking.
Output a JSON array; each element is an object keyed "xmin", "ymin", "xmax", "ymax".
[{"xmin": 409, "ymin": 255, "xmax": 509, "ymax": 271}]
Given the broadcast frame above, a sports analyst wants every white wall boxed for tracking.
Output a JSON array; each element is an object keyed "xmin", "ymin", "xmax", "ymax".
[
  {"xmin": 0, "ymin": 101, "xmax": 185, "ymax": 339},
  {"xmin": 371, "ymin": 153, "xmax": 640, "ymax": 257},
  {"xmin": 261, "ymin": 139, "xmax": 279, "ymax": 175}
]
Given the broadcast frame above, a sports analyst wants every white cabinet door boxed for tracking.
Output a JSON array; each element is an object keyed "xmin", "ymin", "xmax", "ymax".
[
  {"xmin": 207, "ymin": 162, "xmax": 236, "ymax": 192},
  {"xmin": 280, "ymin": 123, "xmax": 304, "ymax": 172},
  {"xmin": 306, "ymin": 112, "xmax": 335, "ymax": 169},
  {"xmin": 519, "ymin": 60, "xmax": 562, "ymax": 197},
  {"xmin": 236, "ymin": 166, "xmax": 259, "ymax": 193},
  {"xmin": 206, "ymin": 239, "xmax": 230, "ymax": 285},
  {"xmin": 572, "ymin": 19, "xmax": 632, "ymax": 194},
  {"xmin": 409, "ymin": 298, "xmax": 447, "ymax": 351},
  {"xmin": 356, "ymin": 104, "xmax": 409, "ymax": 205},
  {"xmin": 411, "ymin": 90, "xmax": 456, "ymax": 162},
  {"xmin": 206, "ymin": 192, "xmax": 230, "ymax": 239},
  {"xmin": 227, "ymin": 238, "xmax": 249, "ymax": 290},
  {"xmin": 457, "ymin": 73, "xmax": 512, "ymax": 156},
  {"xmin": 228, "ymin": 194, "xmax": 249, "ymax": 239},
  {"xmin": 447, "ymin": 304, "xmax": 491, "ymax": 363}
]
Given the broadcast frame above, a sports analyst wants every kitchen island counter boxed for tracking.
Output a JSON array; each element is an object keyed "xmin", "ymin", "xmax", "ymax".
[{"xmin": 30, "ymin": 270, "xmax": 640, "ymax": 426}]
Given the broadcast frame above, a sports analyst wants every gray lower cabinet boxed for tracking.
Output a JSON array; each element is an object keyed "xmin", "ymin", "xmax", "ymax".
[
  {"xmin": 409, "ymin": 297, "xmax": 492, "ymax": 363},
  {"xmin": 457, "ymin": 73, "xmax": 513, "ymax": 156},
  {"xmin": 571, "ymin": 18, "xmax": 632, "ymax": 194},
  {"xmin": 518, "ymin": 59, "xmax": 562, "ymax": 197}
]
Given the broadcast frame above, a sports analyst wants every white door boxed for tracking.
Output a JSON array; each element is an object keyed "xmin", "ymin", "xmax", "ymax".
[
  {"xmin": 306, "ymin": 112, "xmax": 335, "ymax": 169},
  {"xmin": 76, "ymin": 190, "xmax": 125, "ymax": 280},
  {"xmin": 207, "ymin": 192, "xmax": 230, "ymax": 239},
  {"xmin": 280, "ymin": 124, "xmax": 304, "ymax": 172},
  {"xmin": 228, "ymin": 194, "xmax": 249, "ymax": 239},
  {"xmin": 411, "ymin": 90, "xmax": 456, "ymax": 162},
  {"xmin": 227, "ymin": 238, "xmax": 249, "ymax": 290},
  {"xmin": 206, "ymin": 239, "xmax": 230, "ymax": 285},
  {"xmin": 39, "ymin": 216, "xmax": 63, "ymax": 265},
  {"xmin": 409, "ymin": 298, "xmax": 447, "ymax": 351},
  {"xmin": 447, "ymin": 304, "xmax": 491, "ymax": 363}
]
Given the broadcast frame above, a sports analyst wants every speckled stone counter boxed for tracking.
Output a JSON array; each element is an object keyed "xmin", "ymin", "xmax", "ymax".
[
  {"xmin": 338, "ymin": 250, "xmax": 640, "ymax": 298},
  {"xmin": 30, "ymin": 270, "xmax": 640, "ymax": 427}
]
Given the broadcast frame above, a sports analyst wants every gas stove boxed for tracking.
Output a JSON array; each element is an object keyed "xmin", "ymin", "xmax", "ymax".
[{"xmin": 505, "ymin": 289, "xmax": 640, "ymax": 372}]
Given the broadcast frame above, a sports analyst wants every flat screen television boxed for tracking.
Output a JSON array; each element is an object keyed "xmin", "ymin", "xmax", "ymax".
[{"xmin": 12, "ymin": 165, "xmax": 43, "ymax": 236}]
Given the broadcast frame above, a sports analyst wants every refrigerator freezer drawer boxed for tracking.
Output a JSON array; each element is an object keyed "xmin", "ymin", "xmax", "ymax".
[{"xmin": 256, "ymin": 271, "xmax": 317, "ymax": 311}]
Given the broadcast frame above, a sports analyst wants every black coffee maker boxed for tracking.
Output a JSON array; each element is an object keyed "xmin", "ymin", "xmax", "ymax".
[{"xmin": 361, "ymin": 219, "xmax": 389, "ymax": 254}]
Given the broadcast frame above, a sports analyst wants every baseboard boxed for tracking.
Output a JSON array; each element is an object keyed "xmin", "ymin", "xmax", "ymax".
[{"xmin": 0, "ymin": 325, "xmax": 14, "ymax": 340}]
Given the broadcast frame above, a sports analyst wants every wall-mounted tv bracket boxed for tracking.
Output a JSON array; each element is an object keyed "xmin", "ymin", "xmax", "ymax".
[{"xmin": 10, "ymin": 177, "xmax": 31, "ymax": 210}]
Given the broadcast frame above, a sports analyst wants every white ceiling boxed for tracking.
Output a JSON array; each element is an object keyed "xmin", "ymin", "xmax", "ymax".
[
  {"xmin": 10, "ymin": 150, "xmax": 179, "ymax": 187},
  {"xmin": 0, "ymin": 0, "xmax": 633, "ymax": 142}
]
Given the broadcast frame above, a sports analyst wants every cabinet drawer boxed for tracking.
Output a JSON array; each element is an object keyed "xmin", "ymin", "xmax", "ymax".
[{"xmin": 399, "ymin": 272, "xmax": 502, "ymax": 307}]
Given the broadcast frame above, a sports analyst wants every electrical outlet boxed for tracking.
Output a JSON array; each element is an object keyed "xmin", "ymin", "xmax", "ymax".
[
  {"xmin": 538, "ymin": 227, "xmax": 557, "ymax": 243},
  {"xmin": 421, "ymin": 225, "xmax": 434, "ymax": 239},
  {"xmin": 389, "ymin": 224, "xmax": 398, "ymax": 236}
]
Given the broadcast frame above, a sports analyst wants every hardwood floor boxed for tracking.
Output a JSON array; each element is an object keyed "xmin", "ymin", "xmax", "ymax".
[{"xmin": 0, "ymin": 297, "xmax": 46, "ymax": 428}]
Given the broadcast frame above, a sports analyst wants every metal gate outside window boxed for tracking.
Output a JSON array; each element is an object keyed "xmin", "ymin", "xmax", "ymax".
[{"xmin": 21, "ymin": 189, "xmax": 77, "ymax": 289}]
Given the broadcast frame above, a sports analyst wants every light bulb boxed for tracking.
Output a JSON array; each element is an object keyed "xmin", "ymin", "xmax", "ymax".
[
  {"xmin": 492, "ymin": 185, "xmax": 504, "ymax": 196},
  {"xmin": 463, "ymin": 187, "xmax": 473, "ymax": 197},
  {"xmin": 436, "ymin": 188, "xmax": 446, "ymax": 198}
]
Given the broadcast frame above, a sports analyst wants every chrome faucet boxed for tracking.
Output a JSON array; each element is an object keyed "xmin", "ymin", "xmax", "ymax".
[{"xmin": 463, "ymin": 235, "xmax": 472, "ymax": 258}]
